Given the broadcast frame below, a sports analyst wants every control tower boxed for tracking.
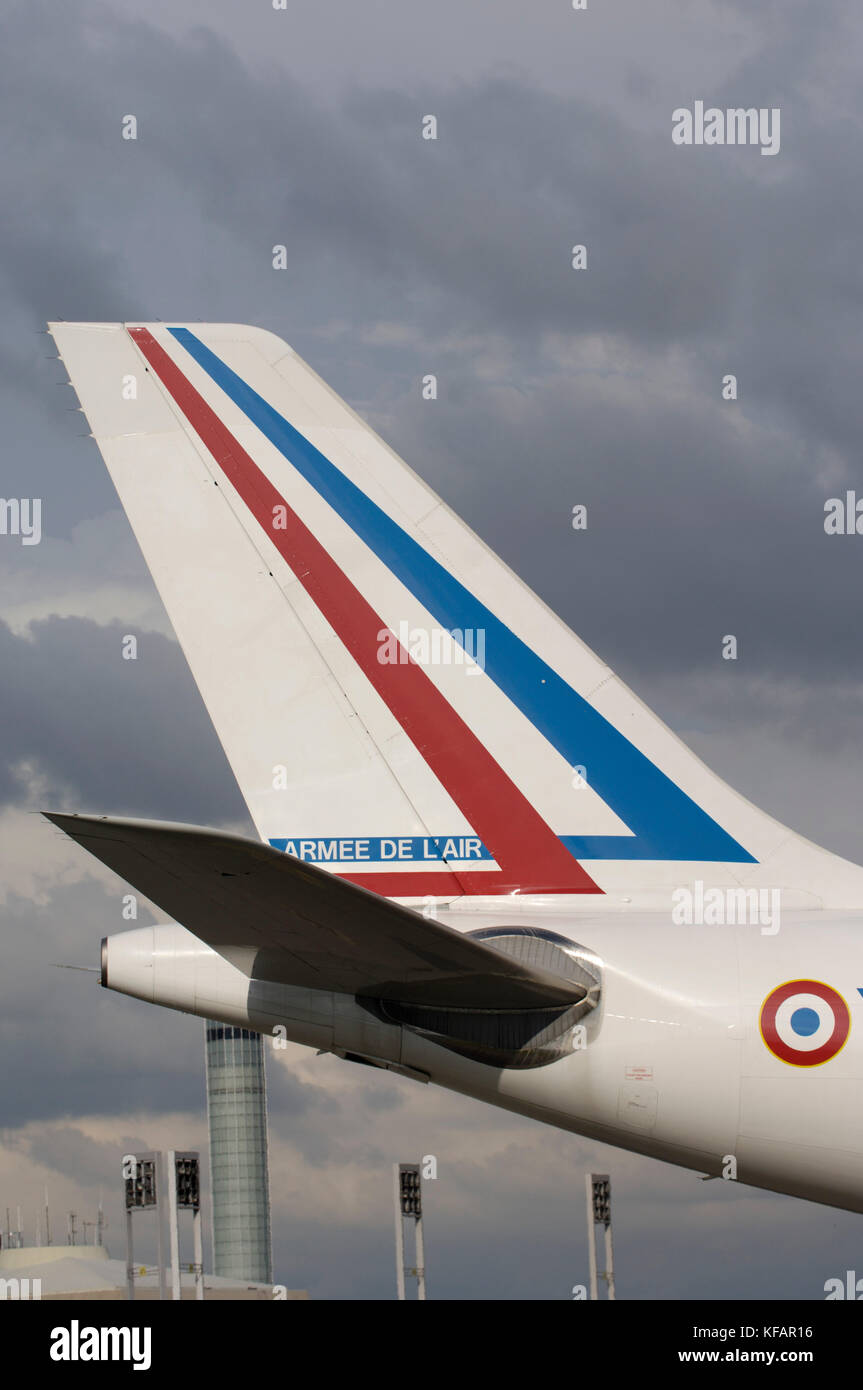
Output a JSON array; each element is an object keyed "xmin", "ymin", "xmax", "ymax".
[{"xmin": 204, "ymin": 1023, "xmax": 273, "ymax": 1284}]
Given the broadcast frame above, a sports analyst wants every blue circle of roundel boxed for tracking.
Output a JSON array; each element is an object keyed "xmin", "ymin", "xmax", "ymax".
[{"xmin": 790, "ymin": 1007, "xmax": 820, "ymax": 1037}]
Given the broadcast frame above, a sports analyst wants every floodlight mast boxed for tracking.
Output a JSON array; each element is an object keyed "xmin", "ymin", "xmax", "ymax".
[
  {"xmin": 123, "ymin": 1151, "xmax": 163, "ymax": 1302},
  {"xmin": 393, "ymin": 1162, "xmax": 427, "ymax": 1300},
  {"xmin": 585, "ymin": 1172, "xmax": 615, "ymax": 1301},
  {"xmin": 124, "ymin": 1150, "xmax": 204, "ymax": 1301},
  {"xmin": 168, "ymin": 1151, "xmax": 204, "ymax": 1301}
]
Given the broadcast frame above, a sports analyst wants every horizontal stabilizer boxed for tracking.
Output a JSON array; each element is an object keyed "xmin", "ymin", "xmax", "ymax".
[{"xmin": 44, "ymin": 813, "xmax": 585, "ymax": 1010}]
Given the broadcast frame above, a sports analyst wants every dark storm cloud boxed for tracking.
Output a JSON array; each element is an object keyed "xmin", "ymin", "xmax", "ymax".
[
  {"xmin": 387, "ymin": 360, "xmax": 857, "ymax": 683},
  {"xmin": 1, "ymin": 0, "xmax": 860, "ymax": 689},
  {"xmin": 0, "ymin": 875, "xmax": 207, "ymax": 1125},
  {"xmin": 0, "ymin": 870, "xmax": 354, "ymax": 1129},
  {"xmin": 2, "ymin": 0, "xmax": 863, "ymax": 1302},
  {"xmin": 0, "ymin": 615, "xmax": 248, "ymax": 823}
]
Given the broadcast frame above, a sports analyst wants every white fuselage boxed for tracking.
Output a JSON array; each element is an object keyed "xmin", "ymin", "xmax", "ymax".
[{"xmin": 103, "ymin": 906, "xmax": 863, "ymax": 1214}]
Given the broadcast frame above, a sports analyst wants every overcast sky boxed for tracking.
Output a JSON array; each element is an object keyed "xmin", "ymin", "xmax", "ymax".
[{"xmin": 2, "ymin": 0, "xmax": 863, "ymax": 1298}]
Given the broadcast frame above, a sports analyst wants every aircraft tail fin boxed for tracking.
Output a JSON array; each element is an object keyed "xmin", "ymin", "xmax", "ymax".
[{"xmin": 48, "ymin": 321, "xmax": 863, "ymax": 908}]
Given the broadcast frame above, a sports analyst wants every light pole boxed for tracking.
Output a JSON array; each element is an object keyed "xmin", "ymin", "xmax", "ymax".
[
  {"xmin": 124, "ymin": 1152, "xmax": 160, "ymax": 1302},
  {"xmin": 167, "ymin": 1151, "xmax": 204, "ymax": 1301},
  {"xmin": 393, "ymin": 1162, "xmax": 427, "ymax": 1300},
  {"xmin": 585, "ymin": 1172, "xmax": 615, "ymax": 1300}
]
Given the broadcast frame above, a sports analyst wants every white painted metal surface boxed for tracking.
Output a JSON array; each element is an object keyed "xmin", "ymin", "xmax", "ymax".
[{"xmin": 46, "ymin": 320, "xmax": 863, "ymax": 1214}]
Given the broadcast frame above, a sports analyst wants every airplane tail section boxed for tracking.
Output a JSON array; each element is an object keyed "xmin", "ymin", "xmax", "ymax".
[{"xmin": 48, "ymin": 321, "xmax": 863, "ymax": 908}]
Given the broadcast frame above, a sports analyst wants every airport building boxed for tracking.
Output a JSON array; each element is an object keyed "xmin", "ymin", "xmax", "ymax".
[
  {"xmin": 204, "ymin": 1021, "xmax": 273, "ymax": 1284},
  {"xmin": 0, "ymin": 1244, "xmax": 303, "ymax": 1301}
]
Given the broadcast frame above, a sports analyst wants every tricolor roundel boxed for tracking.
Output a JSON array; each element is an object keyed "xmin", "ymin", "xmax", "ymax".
[{"xmin": 759, "ymin": 980, "xmax": 850, "ymax": 1067}]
